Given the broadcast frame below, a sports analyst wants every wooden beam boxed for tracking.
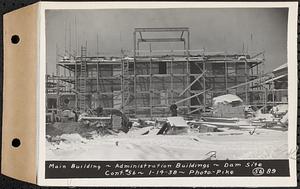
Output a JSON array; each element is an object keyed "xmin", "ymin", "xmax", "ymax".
[
  {"xmin": 179, "ymin": 71, "xmax": 206, "ymax": 96},
  {"xmin": 134, "ymin": 27, "xmax": 189, "ymax": 32},
  {"xmin": 250, "ymin": 51, "xmax": 265, "ymax": 59},
  {"xmin": 194, "ymin": 62, "xmax": 203, "ymax": 72},
  {"xmin": 176, "ymin": 89, "xmax": 209, "ymax": 105},
  {"xmin": 138, "ymin": 38, "xmax": 184, "ymax": 43},
  {"xmin": 180, "ymin": 31, "xmax": 184, "ymax": 39},
  {"xmin": 188, "ymin": 107, "xmax": 203, "ymax": 114},
  {"xmin": 139, "ymin": 32, "xmax": 143, "ymax": 40},
  {"xmin": 227, "ymin": 76, "xmax": 268, "ymax": 90}
]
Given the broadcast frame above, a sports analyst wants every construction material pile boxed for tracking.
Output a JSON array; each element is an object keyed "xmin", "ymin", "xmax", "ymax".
[
  {"xmin": 46, "ymin": 109, "xmax": 133, "ymax": 144},
  {"xmin": 212, "ymin": 94, "xmax": 245, "ymax": 118},
  {"xmin": 46, "ymin": 115, "xmax": 288, "ymax": 160},
  {"xmin": 46, "ymin": 93, "xmax": 289, "ymax": 161}
]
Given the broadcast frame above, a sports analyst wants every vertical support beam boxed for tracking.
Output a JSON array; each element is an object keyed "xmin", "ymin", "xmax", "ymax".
[
  {"xmin": 183, "ymin": 40, "xmax": 186, "ymax": 55},
  {"xmin": 249, "ymin": 63, "xmax": 254, "ymax": 106},
  {"xmin": 271, "ymin": 75, "xmax": 275, "ymax": 106},
  {"xmin": 244, "ymin": 61, "xmax": 248, "ymax": 105},
  {"xmin": 235, "ymin": 62, "xmax": 238, "ymax": 95},
  {"xmin": 96, "ymin": 60, "xmax": 100, "ymax": 108},
  {"xmin": 171, "ymin": 57, "xmax": 174, "ymax": 102},
  {"xmin": 134, "ymin": 63, "xmax": 137, "ymax": 115},
  {"xmin": 96, "ymin": 61, "xmax": 99, "ymax": 92},
  {"xmin": 262, "ymin": 52, "xmax": 265, "ymax": 75},
  {"xmin": 150, "ymin": 53, "xmax": 153, "ymax": 118},
  {"xmin": 56, "ymin": 47, "xmax": 60, "ymax": 111},
  {"xmin": 121, "ymin": 59, "xmax": 124, "ymax": 112},
  {"xmin": 262, "ymin": 53, "xmax": 266, "ymax": 97},
  {"xmin": 187, "ymin": 30, "xmax": 190, "ymax": 55},
  {"xmin": 264, "ymin": 87, "xmax": 267, "ymax": 113},
  {"xmin": 133, "ymin": 31, "xmax": 136, "ymax": 57},
  {"xmin": 133, "ymin": 31, "xmax": 137, "ymax": 116},
  {"xmin": 272, "ymin": 87, "xmax": 275, "ymax": 105},
  {"xmin": 74, "ymin": 58, "xmax": 77, "ymax": 109},
  {"xmin": 225, "ymin": 56, "xmax": 228, "ymax": 92},
  {"xmin": 203, "ymin": 61, "xmax": 206, "ymax": 111},
  {"xmin": 137, "ymin": 41, "xmax": 140, "ymax": 56},
  {"xmin": 68, "ymin": 69, "xmax": 71, "ymax": 92},
  {"xmin": 186, "ymin": 54, "xmax": 190, "ymax": 113},
  {"xmin": 186, "ymin": 30, "xmax": 191, "ymax": 113}
]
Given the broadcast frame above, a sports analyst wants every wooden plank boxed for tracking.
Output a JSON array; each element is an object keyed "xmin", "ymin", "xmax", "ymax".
[
  {"xmin": 227, "ymin": 76, "xmax": 268, "ymax": 90},
  {"xmin": 188, "ymin": 107, "xmax": 203, "ymax": 114},
  {"xmin": 176, "ymin": 89, "xmax": 209, "ymax": 104},
  {"xmin": 179, "ymin": 71, "xmax": 206, "ymax": 96},
  {"xmin": 167, "ymin": 117, "xmax": 189, "ymax": 127}
]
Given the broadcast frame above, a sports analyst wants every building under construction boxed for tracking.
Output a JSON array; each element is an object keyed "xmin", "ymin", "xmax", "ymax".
[{"xmin": 46, "ymin": 27, "xmax": 288, "ymax": 118}]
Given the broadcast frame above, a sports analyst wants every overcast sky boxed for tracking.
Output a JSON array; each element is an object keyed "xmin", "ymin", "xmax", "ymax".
[{"xmin": 46, "ymin": 8, "xmax": 288, "ymax": 74}]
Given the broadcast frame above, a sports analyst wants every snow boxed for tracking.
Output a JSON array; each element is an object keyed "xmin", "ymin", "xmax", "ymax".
[
  {"xmin": 254, "ymin": 109, "xmax": 274, "ymax": 122},
  {"xmin": 132, "ymin": 121, "xmax": 140, "ymax": 127},
  {"xmin": 46, "ymin": 126, "xmax": 288, "ymax": 161},
  {"xmin": 167, "ymin": 117, "xmax": 189, "ymax": 127},
  {"xmin": 212, "ymin": 94, "xmax": 243, "ymax": 105},
  {"xmin": 271, "ymin": 104, "xmax": 288, "ymax": 114},
  {"xmin": 60, "ymin": 133, "xmax": 88, "ymax": 143},
  {"xmin": 280, "ymin": 113, "xmax": 288, "ymax": 125}
]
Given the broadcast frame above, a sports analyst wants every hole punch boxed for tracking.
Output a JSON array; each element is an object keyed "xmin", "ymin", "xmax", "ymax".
[
  {"xmin": 12, "ymin": 138, "xmax": 21, "ymax": 148},
  {"xmin": 11, "ymin": 35, "xmax": 20, "ymax": 44}
]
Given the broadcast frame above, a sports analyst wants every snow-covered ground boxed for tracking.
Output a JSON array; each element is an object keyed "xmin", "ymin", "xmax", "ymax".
[{"xmin": 46, "ymin": 126, "xmax": 288, "ymax": 160}]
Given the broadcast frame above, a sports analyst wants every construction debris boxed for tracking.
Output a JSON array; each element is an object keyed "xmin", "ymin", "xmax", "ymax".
[
  {"xmin": 280, "ymin": 112, "xmax": 288, "ymax": 127},
  {"xmin": 212, "ymin": 94, "xmax": 245, "ymax": 118},
  {"xmin": 270, "ymin": 104, "xmax": 288, "ymax": 117},
  {"xmin": 157, "ymin": 116, "xmax": 189, "ymax": 135}
]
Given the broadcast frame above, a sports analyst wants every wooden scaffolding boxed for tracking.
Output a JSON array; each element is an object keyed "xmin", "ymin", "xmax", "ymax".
[{"xmin": 50, "ymin": 27, "xmax": 285, "ymax": 118}]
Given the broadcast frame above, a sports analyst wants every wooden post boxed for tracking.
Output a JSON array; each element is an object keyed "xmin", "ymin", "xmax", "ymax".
[
  {"xmin": 225, "ymin": 56, "xmax": 228, "ymax": 92},
  {"xmin": 187, "ymin": 30, "xmax": 190, "ymax": 55},
  {"xmin": 133, "ymin": 31, "xmax": 137, "ymax": 115},
  {"xmin": 121, "ymin": 59, "xmax": 124, "ymax": 111},
  {"xmin": 272, "ymin": 76, "xmax": 275, "ymax": 106},
  {"xmin": 137, "ymin": 41, "xmax": 140, "ymax": 56},
  {"xmin": 74, "ymin": 56, "xmax": 78, "ymax": 110},
  {"xmin": 245, "ymin": 61, "xmax": 248, "ymax": 105},
  {"xmin": 171, "ymin": 57, "xmax": 174, "ymax": 102},
  {"xmin": 150, "ymin": 49, "xmax": 153, "ymax": 118},
  {"xmin": 186, "ymin": 30, "xmax": 190, "ymax": 113},
  {"xmin": 235, "ymin": 62, "xmax": 238, "ymax": 95},
  {"xmin": 56, "ymin": 47, "xmax": 60, "ymax": 111},
  {"xmin": 96, "ymin": 61, "xmax": 99, "ymax": 108},
  {"xmin": 203, "ymin": 50, "xmax": 207, "ymax": 111},
  {"xmin": 264, "ymin": 87, "xmax": 267, "ymax": 113}
]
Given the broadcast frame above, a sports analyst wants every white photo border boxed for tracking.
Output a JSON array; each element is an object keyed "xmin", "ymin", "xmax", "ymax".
[{"xmin": 37, "ymin": 1, "xmax": 298, "ymax": 187}]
